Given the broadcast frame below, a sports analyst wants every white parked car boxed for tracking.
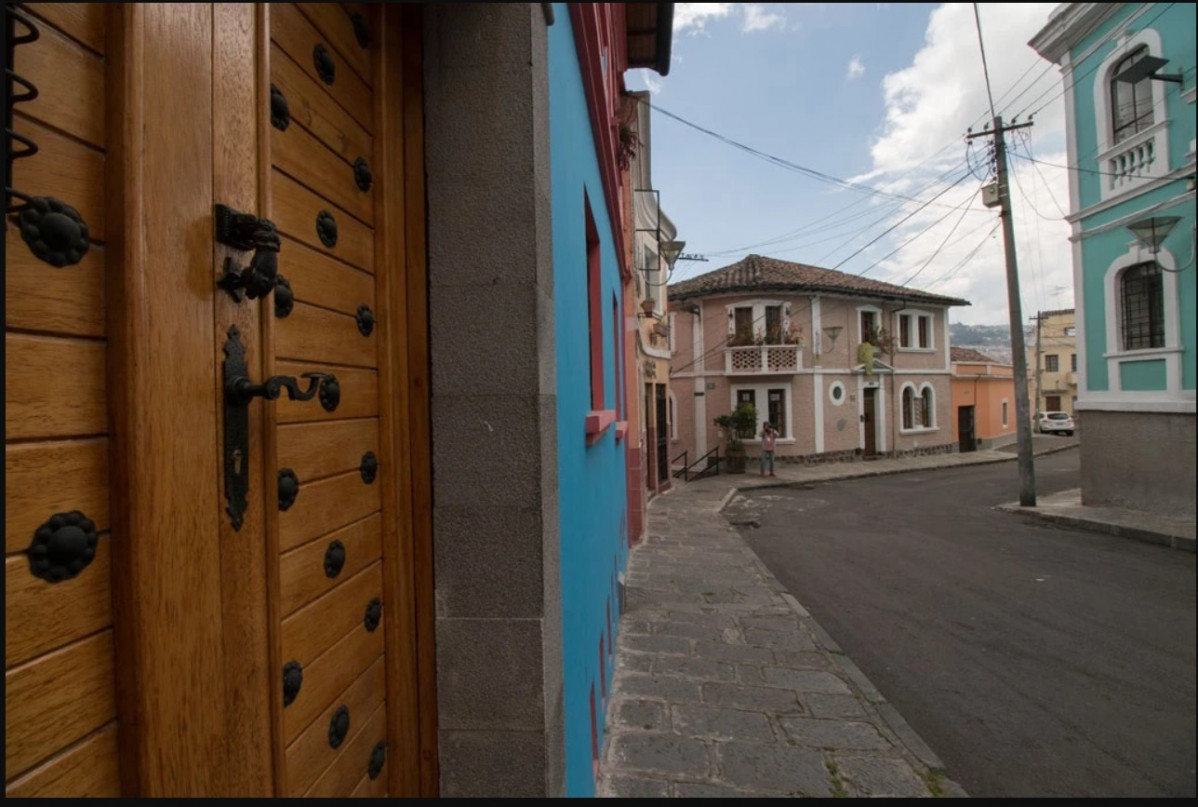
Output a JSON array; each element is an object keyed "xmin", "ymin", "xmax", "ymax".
[{"xmin": 1037, "ymin": 411, "xmax": 1075, "ymax": 436}]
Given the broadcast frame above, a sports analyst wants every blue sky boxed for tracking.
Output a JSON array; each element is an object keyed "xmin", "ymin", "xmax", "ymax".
[{"xmin": 629, "ymin": 3, "xmax": 1074, "ymax": 326}]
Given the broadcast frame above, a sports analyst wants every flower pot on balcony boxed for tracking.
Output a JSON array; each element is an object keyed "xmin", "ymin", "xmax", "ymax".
[{"xmin": 641, "ymin": 299, "xmax": 656, "ymax": 315}]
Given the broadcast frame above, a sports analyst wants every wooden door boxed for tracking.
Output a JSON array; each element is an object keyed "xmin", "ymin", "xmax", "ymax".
[
  {"xmin": 862, "ymin": 388, "xmax": 877, "ymax": 457},
  {"xmin": 5, "ymin": 3, "xmax": 431, "ymax": 797},
  {"xmin": 958, "ymin": 405, "xmax": 976, "ymax": 453},
  {"xmin": 264, "ymin": 3, "xmax": 419, "ymax": 797}
]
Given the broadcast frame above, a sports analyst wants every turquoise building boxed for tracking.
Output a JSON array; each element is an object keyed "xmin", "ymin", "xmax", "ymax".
[{"xmin": 1030, "ymin": 3, "xmax": 1196, "ymax": 518}]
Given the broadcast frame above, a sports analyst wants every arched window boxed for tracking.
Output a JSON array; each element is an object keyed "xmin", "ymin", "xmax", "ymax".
[
  {"xmin": 920, "ymin": 386, "xmax": 934, "ymax": 428},
  {"xmin": 1111, "ymin": 46, "xmax": 1154, "ymax": 144},
  {"xmin": 902, "ymin": 386, "xmax": 915, "ymax": 430},
  {"xmin": 1121, "ymin": 262, "xmax": 1164, "ymax": 350}
]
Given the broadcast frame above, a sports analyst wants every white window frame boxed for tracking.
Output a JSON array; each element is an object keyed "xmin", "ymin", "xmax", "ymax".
[
  {"xmin": 899, "ymin": 381, "xmax": 939, "ymax": 434},
  {"xmin": 725, "ymin": 299, "xmax": 790, "ymax": 344},
  {"xmin": 1102, "ymin": 241, "xmax": 1182, "ymax": 392},
  {"xmin": 668, "ymin": 390, "xmax": 678, "ymax": 440},
  {"xmin": 1093, "ymin": 28, "xmax": 1170, "ymax": 201},
  {"xmin": 1001, "ymin": 398, "xmax": 1009, "ymax": 428},
  {"xmin": 895, "ymin": 309, "xmax": 935, "ymax": 352},
  {"xmin": 856, "ymin": 304, "xmax": 882, "ymax": 345},
  {"xmin": 828, "ymin": 381, "xmax": 846, "ymax": 406},
  {"xmin": 729, "ymin": 383, "xmax": 794, "ymax": 444}
]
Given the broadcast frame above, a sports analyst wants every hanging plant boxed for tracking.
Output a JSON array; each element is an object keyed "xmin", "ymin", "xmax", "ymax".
[{"xmin": 858, "ymin": 341, "xmax": 875, "ymax": 375}]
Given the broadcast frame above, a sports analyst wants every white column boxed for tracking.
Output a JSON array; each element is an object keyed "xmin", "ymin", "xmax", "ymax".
[
  {"xmin": 813, "ymin": 370, "xmax": 824, "ymax": 454},
  {"xmin": 812, "ymin": 294, "xmax": 822, "ymax": 359},
  {"xmin": 878, "ymin": 378, "xmax": 888, "ymax": 454},
  {"xmin": 692, "ymin": 308, "xmax": 707, "ymax": 455}
]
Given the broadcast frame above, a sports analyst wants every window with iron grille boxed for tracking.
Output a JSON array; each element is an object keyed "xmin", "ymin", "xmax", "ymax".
[
  {"xmin": 1045, "ymin": 354, "xmax": 1059, "ymax": 372},
  {"xmin": 1121, "ymin": 262, "xmax": 1164, "ymax": 350},
  {"xmin": 767, "ymin": 389, "xmax": 787, "ymax": 439}
]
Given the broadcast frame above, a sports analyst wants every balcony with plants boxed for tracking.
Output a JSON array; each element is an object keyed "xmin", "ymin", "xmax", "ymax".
[{"xmin": 725, "ymin": 323, "xmax": 804, "ymax": 375}]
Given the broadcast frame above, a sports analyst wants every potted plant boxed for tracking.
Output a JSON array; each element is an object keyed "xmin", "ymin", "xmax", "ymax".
[{"xmin": 714, "ymin": 402, "xmax": 758, "ymax": 474}]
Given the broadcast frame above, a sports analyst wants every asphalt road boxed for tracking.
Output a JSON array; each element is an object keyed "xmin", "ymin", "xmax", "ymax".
[{"xmin": 732, "ymin": 449, "xmax": 1197, "ymax": 798}]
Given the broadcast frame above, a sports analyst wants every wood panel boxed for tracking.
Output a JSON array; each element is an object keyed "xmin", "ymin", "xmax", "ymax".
[
  {"xmin": 280, "ymin": 237, "xmax": 376, "ymax": 318},
  {"xmin": 21, "ymin": 3, "xmax": 107, "ymax": 55},
  {"xmin": 272, "ymin": 113, "xmax": 373, "ymax": 226},
  {"xmin": 12, "ymin": 116, "xmax": 107, "ymax": 242},
  {"xmin": 278, "ymin": 468, "xmax": 381, "ymax": 552},
  {"xmin": 283, "ymin": 609, "xmax": 383, "ymax": 745},
  {"xmin": 295, "ymin": 3, "xmax": 373, "ymax": 89},
  {"xmin": 104, "ymin": 3, "xmax": 228, "ymax": 794},
  {"xmin": 280, "ymin": 561, "xmax": 382, "ymax": 668},
  {"xmin": 5, "ymin": 438, "xmax": 109, "ymax": 554},
  {"xmin": 272, "ymin": 169, "xmax": 374, "ymax": 271},
  {"xmin": 4, "ymin": 631, "xmax": 117, "ymax": 777},
  {"xmin": 4, "ymin": 723, "xmax": 120, "ymax": 798},
  {"xmin": 5, "ymin": 229, "xmax": 106, "ymax": 337},
  {"xmin": 213, "ymin": 1, "xmax": 274, "ymax": 795},
  {"xmin": 286, "ymin": 658, "xmax": 385, "ymax": 796},
  {"xmin": 280, "ymin": 514, "xmax": 382, "ymax": 616},
  {"xmin": 5, "ymin": 334, "xmax": 106, "ymax": 441},
  {"xmin": 306, "ymin": 701, "xmax": 387, "ymax": 797},
  {"xmin": 270, "ymin": 43, "xmax": 373, "ymax": 168},
  {"xmin": 5, "ymin": 537, "xmax": 111, "ymax": 668},
  {"xmin": 276, "ymin": 301, "xmax": 378, "ymax": 368},
  {"xmin": 278, "ymin": 418, "xmax": 380, "ymax": 484},
  {"xmin": 352, "ymin": 766, "xmax": 387, "ymax": 797},
  {"xmin": 270, "ymin": 2, "xmax": 373, "ymax": 132},
  {"xmin": 15, "ymin": 18, "xmax": 105, "ymax": 146},
  {"xmin": 277, "ymin": 362, "xmax": 378, "ymax": 423}
]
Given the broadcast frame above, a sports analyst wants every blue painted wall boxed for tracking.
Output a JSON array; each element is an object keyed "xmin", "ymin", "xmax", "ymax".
[
  {"xmin": 1067, "ymin": 2, "xmax": 1196, "ymax": 396},
  {"xmin": 548, "ymin": 4, "xmax": 629, "ymax": 797}
]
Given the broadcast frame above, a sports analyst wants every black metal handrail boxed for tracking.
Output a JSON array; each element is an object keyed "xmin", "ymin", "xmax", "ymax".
[{"xmin": 673, "ymin": 446, "xmax": 721, "ymax": 482}]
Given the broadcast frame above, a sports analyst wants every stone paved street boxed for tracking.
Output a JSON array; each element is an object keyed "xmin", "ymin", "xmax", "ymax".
[{"xmin": 597, "ymin": 469, "xmax": 968, "ymax": 798}]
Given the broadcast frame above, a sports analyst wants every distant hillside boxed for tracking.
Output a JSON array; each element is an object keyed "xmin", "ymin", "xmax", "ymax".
[{"xmin": 948, "ymin": 322, "xmax": 1033, "ymax": 366}]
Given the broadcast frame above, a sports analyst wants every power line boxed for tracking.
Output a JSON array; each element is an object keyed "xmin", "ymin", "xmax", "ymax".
[
  {"xmin": 974, "ymin": 3, "xmax": 999, "ymax": 121},
  {"xmin": 899, "ymin": 188, "xmax": 981, "ymax": 287},
  {"xmin": 639, "ymin": 97, "xmax": 983, "ymax": 213}
]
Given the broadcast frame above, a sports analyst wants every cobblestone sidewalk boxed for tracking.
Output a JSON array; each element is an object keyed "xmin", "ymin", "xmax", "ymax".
[{"xmin": 597, "ymin": 480, "xmax": 968, "ymax": 798}]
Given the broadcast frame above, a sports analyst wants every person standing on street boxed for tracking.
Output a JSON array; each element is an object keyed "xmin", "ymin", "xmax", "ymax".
[{"xmin": 760, "ymin": 422, "xmax": 777, "ymax": 477}]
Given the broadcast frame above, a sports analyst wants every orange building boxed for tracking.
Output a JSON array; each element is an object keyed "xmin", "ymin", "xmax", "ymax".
[{"xmin": 951, "ymin": 347, "xmax": 1018, "ymax": 452}]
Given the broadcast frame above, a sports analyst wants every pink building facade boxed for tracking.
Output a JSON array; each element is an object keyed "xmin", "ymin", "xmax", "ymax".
[{"xmin": 668, "ymin": 255, "xmax": 969, "ymax": 467}]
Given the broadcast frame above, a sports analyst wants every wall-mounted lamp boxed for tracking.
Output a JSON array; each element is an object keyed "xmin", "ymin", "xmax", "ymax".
[
  {"xmin": 1127, "ymin": 215, "xmax": 1180, "ymax": 255},
  {"xmin": 815, "ymin": 325, "xmax": 843, "ymax": 356},
  {"xmin": 1114, "ymin": 54, "xmax": 1184, "ymax": 85},
  {"xmin": 659, "ymin": 239, "xmax": 684, "ymax": 272}
]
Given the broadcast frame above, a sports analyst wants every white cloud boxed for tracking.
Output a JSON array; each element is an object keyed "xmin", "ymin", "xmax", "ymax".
[
  {"xmin": 858, "ymin": 3, "xmax": 1071, "ymax": 325},
  {"xmin": 674, "ymin": 3, "xmax": 734, "ymax": 35},
  {"xmin": 673, "ymin": 3, "xmax": 786, "ymax": 35},
  {"xmin": 742, "ymin": 4, "xmax": 786, "ymax": 32},
  {"xmin": 847, "ymin": 56, "xmax": 866, "ymax": 80}
]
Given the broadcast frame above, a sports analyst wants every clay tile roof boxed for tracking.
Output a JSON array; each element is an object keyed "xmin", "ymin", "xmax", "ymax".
[
  {"xmin": 667, "ymin": 254, "xmax": 970, "ymax": 307},
  {"xmin": 951, "ymin": 346, "xmax": 1001, "ymax": 363}
]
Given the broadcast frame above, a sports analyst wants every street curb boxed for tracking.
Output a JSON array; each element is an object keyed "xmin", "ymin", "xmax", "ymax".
[
  {"xmin": 717, "ymin": 442, "xmax": 1079, "ymax": 497},
  {"xmin": 738, "ymin": 507, "xmax": 965, "ymax": 793},
  {"xmin": 995, "ymin": 503, "xmax": 1197, "ymax": 553}
]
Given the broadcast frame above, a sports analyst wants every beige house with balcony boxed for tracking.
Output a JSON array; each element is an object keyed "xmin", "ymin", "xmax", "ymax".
[
  {"xmin": 1028, "ymin": 308, "xmax": 1079, "ymax": 417},
  {"xmin": 668, "ymin": 255, "xmax": 970, "ymax": 467}
]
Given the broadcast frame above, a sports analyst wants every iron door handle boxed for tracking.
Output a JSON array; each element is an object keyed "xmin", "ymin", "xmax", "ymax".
[{"xmin": 221, "ymin": 326, "xmax": 340, "ymax": 530}]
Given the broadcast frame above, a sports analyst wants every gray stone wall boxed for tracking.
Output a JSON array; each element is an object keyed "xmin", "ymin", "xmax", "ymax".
[
  {"xmin": 424, "ymin": 4, "xmax": 562, "ymax": 796},
  {"xmin": 1079, "ymin": 410, "xmax": 1196, "ymax": 520}
]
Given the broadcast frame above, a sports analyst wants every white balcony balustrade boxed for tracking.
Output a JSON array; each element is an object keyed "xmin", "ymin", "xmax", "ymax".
[{"xmin": 724, "ymin": 344, "xmax": 801, "ymax": 375}]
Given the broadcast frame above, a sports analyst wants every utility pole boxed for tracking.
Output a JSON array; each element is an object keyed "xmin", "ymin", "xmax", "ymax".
[{"xmin": 970, "ymin": 115, "xmax": 1037, "ymax": 505}]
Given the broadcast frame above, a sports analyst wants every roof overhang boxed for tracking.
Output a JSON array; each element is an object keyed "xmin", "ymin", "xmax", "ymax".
[
  {"xmin": 625, "ymin": 3, "xmax": 674, "ymax": 76},
  {"xmin": 667, "ymin": 283, "xmax": 970, "ymax": 308},
  {"xmin": 1028, "ymin": 3, "xmax": 1121, "ymax": 64}
]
